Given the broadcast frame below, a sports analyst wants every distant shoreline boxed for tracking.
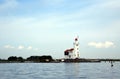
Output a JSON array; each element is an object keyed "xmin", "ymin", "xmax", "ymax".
[{"xmin": 0, "ymin": 57, "xmax": 120, "ymax": 63}]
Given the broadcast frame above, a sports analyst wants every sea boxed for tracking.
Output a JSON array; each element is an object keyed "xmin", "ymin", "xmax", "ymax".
[{"xmin": 0, "ymin": 62, "xmax": 120, "ymax": 79}]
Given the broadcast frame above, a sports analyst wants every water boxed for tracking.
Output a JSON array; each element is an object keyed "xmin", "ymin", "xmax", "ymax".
[{"xmin": 0, "ymin": 62, "xmax": 120, "ymax": 79}]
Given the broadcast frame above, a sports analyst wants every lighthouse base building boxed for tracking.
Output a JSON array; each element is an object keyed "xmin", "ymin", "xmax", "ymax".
[{"xmin": 64, "ymin": 37, "xmax": 80, "ymax": 59}]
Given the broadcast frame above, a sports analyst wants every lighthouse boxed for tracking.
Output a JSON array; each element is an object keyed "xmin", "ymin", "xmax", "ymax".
[
  {"xmin": 73, "ymin": 37, "xmax": 79, "ymax": 59},
  {"xmin": 64, "ymin": 37, "xmax": 80, "ymax": 59}
]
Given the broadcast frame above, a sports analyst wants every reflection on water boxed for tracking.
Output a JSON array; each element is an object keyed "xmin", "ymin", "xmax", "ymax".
[
  {"xmin": 64, "ymin": 62, "xmax": 120, "ymax": 79},
  {"xmin": 64, "ymin": 63, "xmax": 80, "ymax": 79},
  {"xmin": 0, "ymin": 62, "xmax": 120, "ymax": 79}
]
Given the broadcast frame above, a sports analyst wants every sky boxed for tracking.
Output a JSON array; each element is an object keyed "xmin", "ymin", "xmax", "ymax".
[{"xmin": 0, "ymin": 0, "xmax": 120, "ymax": 59}]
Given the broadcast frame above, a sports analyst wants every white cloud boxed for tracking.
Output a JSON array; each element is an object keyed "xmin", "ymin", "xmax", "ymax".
[
  {"xmin": 27, "ymin": 46, "xmax": 32, "ymax": 50},
  {"xmin": 88, "ymin": 41, "xmax": 115, "ymax": 48},
  {"xmin": 42, "ymin": 0, "xmax": 64, "ymax": 6},
  {"xmin": 100, "ymin": 0, "xmax": 120, "ymax": 9},
  {"xmin": 4, "ymin": 45, "xmax": 15, "ymax": 48},
  {"xmin": 4, "ymin": 44, "xmax": 40, "ymax": 51},
  {"xmin": 1, "ymin": 0, "xmax": 119, "ymax": 30},
  {"xmin": 0, "ymin": 0, "xmax": 18, "ymax": 11},
  {"xmin": 18, "ymin": 45, "xmax": 24, "ymax": 50}
]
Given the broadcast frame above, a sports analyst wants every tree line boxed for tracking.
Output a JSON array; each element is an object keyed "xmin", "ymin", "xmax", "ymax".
[{"xmin": 0, "ymin": 55, "xmax": 54, "ymax": 63}]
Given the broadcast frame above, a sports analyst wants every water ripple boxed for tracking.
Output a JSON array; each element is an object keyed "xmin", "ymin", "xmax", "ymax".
[{"xmin": 0, "ymin": 62, "xmax": 120, "ymax": 79}]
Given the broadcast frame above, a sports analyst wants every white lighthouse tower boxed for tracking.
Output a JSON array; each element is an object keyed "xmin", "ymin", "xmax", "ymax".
[
  {"xmin": 73, "ymin": 37, "xmax": 80, "ymax": 59},
  {"xmin": 64, "ymin": 36, "xmax": 80, "ymax": 59}
]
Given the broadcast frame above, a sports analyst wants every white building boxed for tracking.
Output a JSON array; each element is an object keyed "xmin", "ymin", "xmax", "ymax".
[{"xmin": 64, "ymin": 37, "xmax": 80, "ymax": 59}]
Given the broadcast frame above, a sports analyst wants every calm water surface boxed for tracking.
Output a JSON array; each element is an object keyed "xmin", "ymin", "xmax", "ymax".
[{"xmin": 0, "ymin": 62, "xmax": 120, "ymax": 79}]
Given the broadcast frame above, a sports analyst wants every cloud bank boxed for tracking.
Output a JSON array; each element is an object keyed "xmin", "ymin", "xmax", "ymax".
[
  {"xmin": 4, "ymin": 45, "xmax": 15, "ymax": 49},
  {"xmin": 88, "ymin": 41, "xmax": 115, "ymax": 48},
  {"xmin": 4, "ymin": 45, "xmax": 39, "ymax": 51},
  {"xmin": 27, "ymin": 46, "xmax": 32, "ymax": 50},
  {"xmin": 18, "ymin": 45, "xmax": 24, "ymax": 50},
  {"xmin": 0, "ymin": 0, "xmax": 18, "ymax": 11}
]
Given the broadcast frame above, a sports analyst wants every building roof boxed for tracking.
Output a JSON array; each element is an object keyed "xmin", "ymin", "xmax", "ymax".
[{"xmin": 64, "ymin": 48, "xmax": 74, "ymax": 52}]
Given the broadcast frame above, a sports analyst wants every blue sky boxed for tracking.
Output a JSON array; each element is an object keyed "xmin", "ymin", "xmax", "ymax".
[{"xmin": 0, "ymin": 0, "xmax": 120, "ymax": 59}]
